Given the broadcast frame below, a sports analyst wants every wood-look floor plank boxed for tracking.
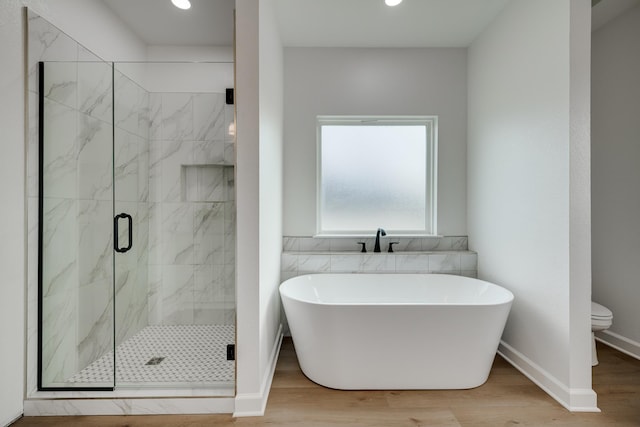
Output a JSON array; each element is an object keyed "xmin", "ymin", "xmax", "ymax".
[
  {"xmin": 12, "ymin": 340, "xmax": 640, "ymax": 426},
  {"xmin": 260, "ymin": 407, "xmax": 461, "ymax": 427}
]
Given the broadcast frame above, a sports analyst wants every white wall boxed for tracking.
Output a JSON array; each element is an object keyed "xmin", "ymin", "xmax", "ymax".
[
  {"xmin": 282, "ymin": 47, "xmax": 467, "ymax": 236},
  {"xmin": 591, "ymin": 3, "xmax": 640, "ymax": 358},
  {"xmin": 141, "ymin": 46, "xmax": 234, "ymax": 94},
  {"xmin": 0, "ymin": 3, "xmax": 26, "ymax": 425},
  {"xmin": 136, "ymin": 62, "xmax": 234, "ymax": 93},
  {"xmin": 147, "ymin": 45, "xmax": 233, "ymax": 62},
  {"xmin": 468, "ymin": 0, "xmax": 595, "ymax": 411},
  {"xmin": 234, "ymin": 0, "xmax": 284, "ymax": 416}
]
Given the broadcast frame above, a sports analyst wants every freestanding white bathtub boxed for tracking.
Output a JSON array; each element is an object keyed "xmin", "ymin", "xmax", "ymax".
[{"xmin": 279, "ymin": 273, "xmax": 514, "ymax": 390}]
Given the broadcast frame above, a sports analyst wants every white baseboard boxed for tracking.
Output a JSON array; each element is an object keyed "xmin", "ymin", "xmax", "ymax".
[
  {"xmin": 233, "ymin": 324, "xmax": 284, "ymax": 417},
  {"xmin": 596, "ymin": 330, "xmax": 640, "ymax": 361},
  {"xmin": 1, "ymin": 412, "xmax": 23, "ymax": 427},
  {"xmin": 498, "ymin": 341, "xmax": 599, "ymax": 412}
]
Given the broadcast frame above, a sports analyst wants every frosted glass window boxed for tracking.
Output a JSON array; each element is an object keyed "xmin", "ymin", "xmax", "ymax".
[{"xmin": 318, "ymin": 116, "xmax": 437, "ymax": 235}]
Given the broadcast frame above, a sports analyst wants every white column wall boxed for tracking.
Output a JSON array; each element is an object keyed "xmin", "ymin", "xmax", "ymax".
[
  {"xmin": 233, "ymin": 0, "xmax": 261, "ymax": 416},
  {"xmin": 467, "ymin": 0, "xmax": 595, "ymax": 411},
  {"xmin": 568, "ymin": 0, "xmax": 593, "ymax": 406},
  {"xmin": 234, "ymin": 0, "xmax": 284, "ymax": 416}
]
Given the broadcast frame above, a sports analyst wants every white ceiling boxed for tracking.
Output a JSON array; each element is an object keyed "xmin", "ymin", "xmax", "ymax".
[{"xmin": 100, "ymin": 0, "xmax": 639, "ymax": 48}]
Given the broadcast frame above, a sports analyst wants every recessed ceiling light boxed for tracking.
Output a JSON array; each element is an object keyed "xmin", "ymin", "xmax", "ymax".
[
  {"xmin": 385, "ymin": 0, "xmax": 403, "ymax": 6},
  {"xmin": 171, "ymin": 0, "xmax": 191, "ymax": 10}
]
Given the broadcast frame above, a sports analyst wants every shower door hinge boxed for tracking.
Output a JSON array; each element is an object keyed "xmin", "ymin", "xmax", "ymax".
[{"xmin": 226, "ymin": 344, "xmax": 235, "ymax": 361}]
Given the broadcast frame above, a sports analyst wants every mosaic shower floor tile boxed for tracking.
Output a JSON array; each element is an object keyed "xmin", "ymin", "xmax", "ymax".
[{"xmin": 67, "ymin": 324, "xmax": 235, "ymax": 385}]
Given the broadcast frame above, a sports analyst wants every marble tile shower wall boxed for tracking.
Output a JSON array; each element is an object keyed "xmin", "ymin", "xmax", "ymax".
[
  {"xmin": 148, "ymin": 92, "xmax": 235, "ymax": 326},
  {"xmin": 281, "ymin": 236, "xmax": 477, "ymax": 281}
]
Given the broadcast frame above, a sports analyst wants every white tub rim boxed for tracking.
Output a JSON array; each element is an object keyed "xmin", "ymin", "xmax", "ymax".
[{"xmin": 279, "ymin": 273, "xmax": 514, "ymax": 307}]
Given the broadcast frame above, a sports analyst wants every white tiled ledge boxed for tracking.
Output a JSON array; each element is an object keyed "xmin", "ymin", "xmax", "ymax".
[
  {"xmin": 281, "ymin": 250, "xmax": 477, "ymax": 280},
  {"xmin": 283, "ymin": 235, "xmax": 469, "ymax": 253}
]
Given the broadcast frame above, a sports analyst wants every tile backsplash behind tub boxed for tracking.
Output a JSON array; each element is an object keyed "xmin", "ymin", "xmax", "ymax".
[{"xmin": 281, "ymin": 235, "xmax": 477, "ymax": 281}]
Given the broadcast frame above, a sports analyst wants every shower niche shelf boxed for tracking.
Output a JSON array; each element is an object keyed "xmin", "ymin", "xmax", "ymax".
[{"xmin": 182, "ymin": 164, "xmax": 235, "ymax": 203}]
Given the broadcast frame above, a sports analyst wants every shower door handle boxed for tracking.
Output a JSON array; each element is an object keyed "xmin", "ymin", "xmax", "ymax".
[{"xmin": 114, "ymin": 213, "xmax": 133, "ymax": 253}]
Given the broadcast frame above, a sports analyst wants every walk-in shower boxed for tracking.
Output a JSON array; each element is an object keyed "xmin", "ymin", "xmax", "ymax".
[{"xmin": 33, "ymin": 12, "xmax": 236, "ymax": 393}]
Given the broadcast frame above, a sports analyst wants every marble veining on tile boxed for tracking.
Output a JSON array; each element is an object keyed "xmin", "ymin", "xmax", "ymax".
[{"xmin": 281, "ymin": 235, "xmax": 477, "ymax": 279}]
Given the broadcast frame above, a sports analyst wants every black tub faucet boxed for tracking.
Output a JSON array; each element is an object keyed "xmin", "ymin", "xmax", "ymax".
[{"xmin": 374, "ymin": 228, "xmax": 386, "ymax": 253}]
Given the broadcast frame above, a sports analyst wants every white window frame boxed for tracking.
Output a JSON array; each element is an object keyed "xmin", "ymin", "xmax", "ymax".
[{"xmin": 316, "ymin": 115, "xmax": 438, "ymax": 236}]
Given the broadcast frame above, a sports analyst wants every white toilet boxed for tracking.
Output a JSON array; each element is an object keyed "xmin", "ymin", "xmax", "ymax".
[{"xmin": 591, "ymin": 301, "xmax": 613, "ymax": 366}]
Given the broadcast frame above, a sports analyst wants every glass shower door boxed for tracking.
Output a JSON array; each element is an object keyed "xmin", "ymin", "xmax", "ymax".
[
  {"xmin": 111, "ymin": 62, "xmax": 237, "ymax": 390},
  {"xmin": 38, "ymin": 60, "xmax": 116, "ymax": 390},
  {"xmin": 111, "ymin": 66, "xmax": 152, "ymax": 387}
]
